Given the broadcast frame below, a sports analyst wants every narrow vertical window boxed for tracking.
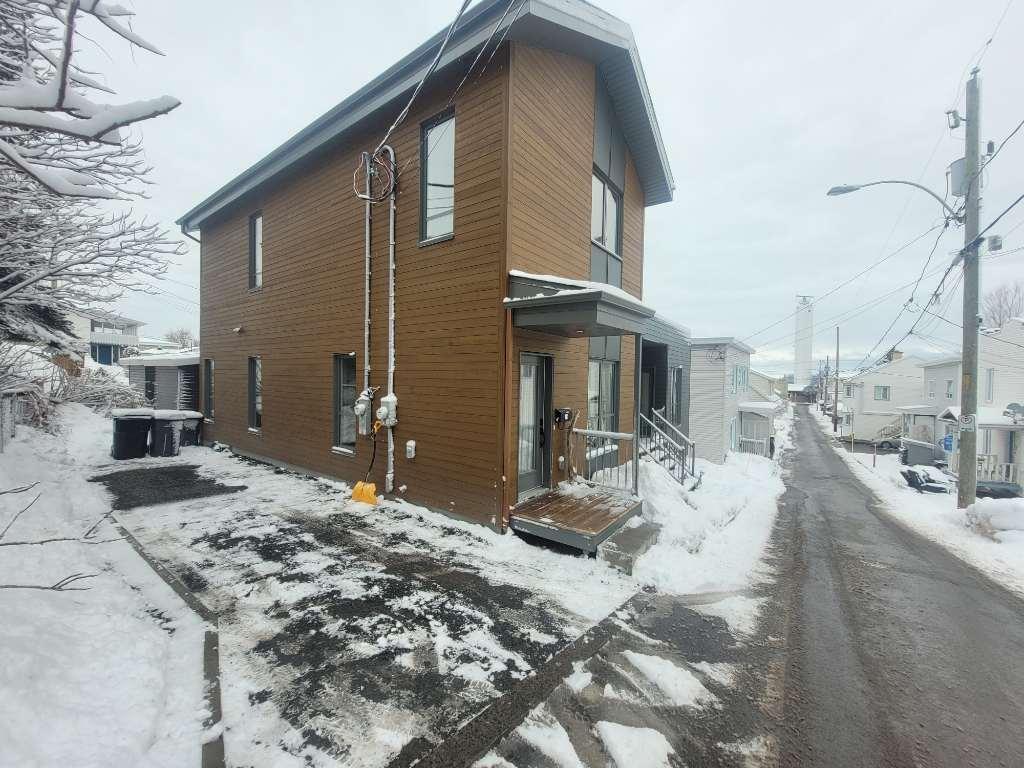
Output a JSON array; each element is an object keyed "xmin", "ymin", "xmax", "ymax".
[
  {"xmin": 946, "ymin": 379, "xmax": 955, "ymax": 399},
  {"xmin": 985, "ymin": 368, "xmax": 995, "ymax": 402},
  {"xmin": 928, "ymin": 379, "xmax": 935, "ymax": 398},
  {"xmin": 203, "ymin": 359, "xmax": 215, "ymax": 419},
  {"xmin": 420, "ymin": 111, "xmax": 455, "ymax": 242},
  {"xmin": 249, "ymin": 212, "xmax": 263, "ymax": 288},
  {"xmin": 248, "ymin": 356, "xmax": 262, "ymax": 430},
  {"xmin": 333, "ymin": 354, "xmax": 357, "ymax": 451},
  {"xmin": 144, "ymin": 366, "xmax": 155, "ymax": 402}
]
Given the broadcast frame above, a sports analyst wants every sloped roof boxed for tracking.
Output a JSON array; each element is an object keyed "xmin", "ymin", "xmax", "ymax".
[{"xmin": 178, "ymin": 0, "xmax": 674, "ymax": 233}]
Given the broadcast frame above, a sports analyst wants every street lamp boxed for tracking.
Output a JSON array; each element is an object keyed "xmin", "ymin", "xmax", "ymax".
[{"xmin": 826, "ymin": 180, "xmax": 963, "ymax": 222}]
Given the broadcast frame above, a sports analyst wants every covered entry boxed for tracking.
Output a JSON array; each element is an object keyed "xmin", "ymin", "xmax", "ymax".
[{"xmin": 504, "ymin": 272, "xmax": 654, "ymax": 552}]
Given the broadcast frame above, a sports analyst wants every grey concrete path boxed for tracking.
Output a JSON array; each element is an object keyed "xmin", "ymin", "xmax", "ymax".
[{"xmin": 770, "ymin": 406, "xmax": 1024, "ymax": 768}]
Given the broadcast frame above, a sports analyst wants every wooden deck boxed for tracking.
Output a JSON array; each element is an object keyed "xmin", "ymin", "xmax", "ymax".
[{"xmin": 509, "ymin": 487, "xmax": 643, "ymax": 553}]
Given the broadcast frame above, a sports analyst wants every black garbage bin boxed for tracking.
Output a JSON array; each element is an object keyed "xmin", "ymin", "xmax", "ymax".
[
  {"xmin": 150, "ymin": 410, "xmax": 188, "ymax": 457},
  {"xmin": 110, "ymin": 409, "xmax": 153, "ymax": 459},
  {"xmin": 179, "ymin": 410, "xmax": 204, "ymax": 446}
]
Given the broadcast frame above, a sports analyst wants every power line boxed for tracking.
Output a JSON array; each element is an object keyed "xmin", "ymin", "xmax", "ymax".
[{"xmin": 742, "ymin": 223, "xmax": 946, "ymax": 342}]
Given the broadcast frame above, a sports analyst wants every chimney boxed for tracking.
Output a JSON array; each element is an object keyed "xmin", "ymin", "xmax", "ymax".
[{"xmin": 886, "ymin": 350, "xmax": 904, "ymax": 362}]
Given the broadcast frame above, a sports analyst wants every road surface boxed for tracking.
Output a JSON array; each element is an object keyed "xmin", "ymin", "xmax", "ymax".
[{"xmin": 769, "ymin": 406, "xmax": 1024, "ymax": 767}]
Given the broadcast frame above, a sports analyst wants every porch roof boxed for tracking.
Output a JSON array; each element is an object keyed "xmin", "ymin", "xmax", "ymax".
[
  {"xmin": 938, "ymin": 406, "xmax": 1024, "ymax": 430},
  {"xmin": 504, "ymin": 271, "xmax": 654, "ymax": 337},
  {"xmin": 897, "ymin": 403, "xmax": 944, "ymax": 416},
  {"xmin": 739, "ymin": 400, "xmax": 782, "ymax": 417}
]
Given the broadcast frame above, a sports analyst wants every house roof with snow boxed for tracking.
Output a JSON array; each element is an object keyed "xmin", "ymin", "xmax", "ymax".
[
  {"xmin": 178, "ymin": 0, "xmax": 674, "ymax": 233},
  {"xmin": 121, "ymin": 352, "xmax": 200, "ymax": 367},
  {"xmin": 938, "ymin": 406, "xmax": 1024, "ymax": 430},
  {"xmin": 76, "ymin": 308, "xmax": 145, "ymax": 327}
]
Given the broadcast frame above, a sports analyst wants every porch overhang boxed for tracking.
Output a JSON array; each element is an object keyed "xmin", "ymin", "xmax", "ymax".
[{"xmin": 504, "ymin": 271, "xmax": 654, "ymax": 337}]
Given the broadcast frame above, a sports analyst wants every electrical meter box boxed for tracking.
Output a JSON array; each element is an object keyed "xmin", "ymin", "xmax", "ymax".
[{"xmin": 553, "ymin": 408, "xmax": 573, "ymax": 430}]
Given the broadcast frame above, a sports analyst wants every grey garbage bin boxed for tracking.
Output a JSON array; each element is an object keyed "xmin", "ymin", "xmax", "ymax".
[
  {"xmin": 110, "ymin": 409, "xmax": 154, "ymax": 459},
  {"xmin": 150, "ymin": 410, "xmax": 188, "ymax": 457},
  {"xmin": 179, "ymin": 410, "xmax": 204, "ymax": 446}
]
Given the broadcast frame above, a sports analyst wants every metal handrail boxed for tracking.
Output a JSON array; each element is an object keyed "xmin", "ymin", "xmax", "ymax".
[
  {"xmin": 573, "ymin": 427, "xmax": 634, "ymax": 442},
  {"xmin": 571, "ymin": 427, "xmax": 637, "ymax": 496},
  {"xmin": 652, "ymin": 410, "xmax": 695, "ymax": 449},
  {"xmin": 639, "ymin": 413, "xmax": 691, "ymax": 485}
]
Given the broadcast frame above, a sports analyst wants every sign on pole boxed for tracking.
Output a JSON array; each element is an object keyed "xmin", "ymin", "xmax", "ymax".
[{"xmin": 958, "ymin": 414, "xmax": 977, "ymax": 433}]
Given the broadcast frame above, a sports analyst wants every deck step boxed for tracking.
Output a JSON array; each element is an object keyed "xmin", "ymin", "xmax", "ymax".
[{"xmin": 598, "ymin": 519, "xmax": 661, "ymax": 575}]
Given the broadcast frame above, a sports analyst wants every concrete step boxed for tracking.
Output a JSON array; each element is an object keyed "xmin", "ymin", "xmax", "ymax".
[{"xmin": 598, "ymin": 518, "xmax": 661, "ymax": 575}]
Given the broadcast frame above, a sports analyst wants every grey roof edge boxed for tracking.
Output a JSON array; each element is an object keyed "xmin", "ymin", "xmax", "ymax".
[
  {"xmin": 504, "ymin": 287, "xmax": 655, "ymax": 318},
  {"xmin": 177, "ymin": 0, "xmax": 674, "ymax": 232},
  {"xmin": 690, "ymin": 336, "xmax": 756, "ymax": 355}
]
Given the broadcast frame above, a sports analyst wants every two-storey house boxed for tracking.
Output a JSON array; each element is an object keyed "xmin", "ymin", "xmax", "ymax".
[
  {"xmin": 829, "ymin": 351, "xmax": 924, "ymax": 447},
  {"xmin": 177, "ymin": 0, "xmax": 675, "ymax": 550},
  {"xmin": 68, "ymin": 309, "xmax": 144, "ymax": 365}
]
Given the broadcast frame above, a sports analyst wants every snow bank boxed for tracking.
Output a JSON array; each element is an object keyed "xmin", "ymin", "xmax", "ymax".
[
  {"xmin": 966, "ymin": 498, "xmax": 1024, "ymax": 535},
  {"xmin": 622, "ymin": 650, "xmax": 715, "ymax": 708},
  {"xmin": 632, "ymin": 443, "xmax": 787, "ymax": 596},
  {"xmin": 0, "ymin": 405, "xmax": 206, "ymax": 767}
]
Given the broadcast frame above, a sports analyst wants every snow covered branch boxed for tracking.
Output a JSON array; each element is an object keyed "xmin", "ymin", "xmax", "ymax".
[{"xmin": 0, "ymin": 0, "xmax": 180, "ymax": 197}]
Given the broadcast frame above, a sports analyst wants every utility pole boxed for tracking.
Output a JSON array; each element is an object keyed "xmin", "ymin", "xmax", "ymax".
[
  {"xmin": 833, "ymin": 327, "xmax": 840, "ymax": 433},
  {"xmin": 823, "ymin": 354, "xmax": 830, "ymax": 412},
  {"xmin": 958, "ymin": 68, "xmax": 982, "ymax": 509}
]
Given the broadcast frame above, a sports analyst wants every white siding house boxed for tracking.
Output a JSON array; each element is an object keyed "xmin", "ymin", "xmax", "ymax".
[
  {"xmin": 830, "ymin": 352, "xmax": 924, "ymax": 444},
  {"xmin": 689, "ymin": 337, "xmax": 771, "ymax": 462}
]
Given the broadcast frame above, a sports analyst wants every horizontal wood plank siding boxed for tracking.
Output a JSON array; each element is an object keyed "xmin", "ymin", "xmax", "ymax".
[
  {"xmin": 503, "ymin": 44, "xmax": 645, "ymax": 513},
  {"xmin": 199, "ymin": 53, "xmax": 509, "ymax": 526}
]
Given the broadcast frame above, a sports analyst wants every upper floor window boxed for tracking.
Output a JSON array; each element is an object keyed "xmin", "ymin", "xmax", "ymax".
[
  {"xmin": 844, "ymin": 384, "xmax": 853, "ymax": 397},
  {"xmin": 874, "ymin": 385, "xmax": 891, "ymax": 401},
  {"xmin": 420, "ymin": 110, "xmax": 455, "ymax": 242},
  {"xmin": 249, "ymin": 212, "xmax": 263, "ymax": 289},
  {"xmin": 730, "ymin": 364, "xmax": 748, "ymax": 394},
  {"xmin": 927, "ymin": 379, "xmax": 935, "ymax": 398},
  {"xmin": 945, "ymin": 379, "xmax": 955, "ymax": 399},
  {"xmin": 591, "ymin": 172, "xmax": 621, "ymax": 256},
  {"xmin": 985, "ymin": 368, "xmax": 995, "ymax": 402}
]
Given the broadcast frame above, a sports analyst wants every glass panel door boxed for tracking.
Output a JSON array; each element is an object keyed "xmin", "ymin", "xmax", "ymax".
[{"xmin": 518, "ymin": 354, "xmax": 548, "ymax": 498}]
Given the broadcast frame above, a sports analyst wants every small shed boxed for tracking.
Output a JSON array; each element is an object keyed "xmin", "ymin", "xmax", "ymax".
[{"xmin": 121, "ymin": 353, "xmax": 201, "ymax": 410}]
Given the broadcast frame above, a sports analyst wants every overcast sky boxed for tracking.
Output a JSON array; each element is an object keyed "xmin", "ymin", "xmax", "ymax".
[{"xmin": 95, "ymin": 1, "xmax": 1022, "ymax": 374}]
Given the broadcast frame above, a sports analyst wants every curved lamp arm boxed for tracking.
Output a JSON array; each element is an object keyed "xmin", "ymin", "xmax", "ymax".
[{"xmin": 827, "ymin": 180, "xmax": 962, "ymax": 221}]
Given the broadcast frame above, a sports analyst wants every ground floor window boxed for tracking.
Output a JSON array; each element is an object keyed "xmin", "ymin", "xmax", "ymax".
[
  {"xmin": 587, "ymin": 359, "xmax": 619, "ymax": 432},
  {"xmin": 333, "ymin": 354, "xmax": 357, "ymax": 450},
  {"xmin": 144, "ymin": 366, "xmax": 155, "ymax": 402},
  {"xmin": 203, "ymin": 359, "xmax": 215, "ymax": 419},
  {"xmin": 248, "ymin": 356, "xmax": 262, "ymax": 430}
]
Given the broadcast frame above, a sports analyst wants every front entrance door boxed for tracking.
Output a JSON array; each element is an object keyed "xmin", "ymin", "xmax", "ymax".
[{"xmin": 518, "ymin": 353, "xmax": 550, "ymax": 499}]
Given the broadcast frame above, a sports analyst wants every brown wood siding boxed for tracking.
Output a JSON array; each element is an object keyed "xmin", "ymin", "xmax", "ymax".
[
  {"xmin": 502, "ymin": 44, "xmax": 646, "ymax": 517},
  {"xmin": 199, "ymin": 51, "xmax": 509, "ymax": 527}
]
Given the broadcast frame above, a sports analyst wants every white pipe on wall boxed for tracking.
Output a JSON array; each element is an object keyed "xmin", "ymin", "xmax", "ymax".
[{"xmin": 383, "ymin": 145, "xmax": 397, "ymax": 493}]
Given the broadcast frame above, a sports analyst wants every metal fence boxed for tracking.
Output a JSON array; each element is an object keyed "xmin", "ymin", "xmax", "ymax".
[
  {"xmin": 0, "ymin": 389, "xmax": 28, "ymax": 453},
  {"xmin": 571, "ymin": 427, "xmax": 637, "ymax": 496},
  {"xmin": 738, "ymin": 436, "xmax": 769, "ymax": 457}
]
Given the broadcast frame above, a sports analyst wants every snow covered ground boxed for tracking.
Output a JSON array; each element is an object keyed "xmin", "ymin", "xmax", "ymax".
[
  {"xmin": 2, "ymin": 403, "xmax": 792, "ymax": 767},
  {"xmin": 810, "ymin": 408, "xmax": 1024, "ymax": 598},
  {"xmin": 0, "ymin": 404, "xmax": 207, "ymax": 768}
]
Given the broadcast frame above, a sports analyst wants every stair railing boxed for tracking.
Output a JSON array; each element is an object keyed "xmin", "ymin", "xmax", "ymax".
[
  {"xmin": 651, "ymin": 410, "xmax": 696, "ymax": 479},
  {"xmin": 639, "ymin": 413, "xmax": 689, "ymax": 486}
]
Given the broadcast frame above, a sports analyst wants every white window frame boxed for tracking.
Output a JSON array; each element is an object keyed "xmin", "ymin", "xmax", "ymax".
[
  {"xmin": 844, "ymin": 384, "xmax": 853, "ymax": 398},
  {"xmin": 873, "ymin": 385, "xmax": 891, "ymax": 402},
  {"xmin": 984, "ymin": 368, "xmax": 995, "ymax": 403},
  {"xmin": 945, "ymin": 379, "xmax": 955, "ymax": 400},
  {"xmin": 927, "ymin": 379, "xmax": 935, "ymax": 398}
]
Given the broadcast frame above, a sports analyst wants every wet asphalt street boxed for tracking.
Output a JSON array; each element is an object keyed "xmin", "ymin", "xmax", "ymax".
[{"xmin": 769, "ymin": 406, "xmax": 1024, "ymax": 767}]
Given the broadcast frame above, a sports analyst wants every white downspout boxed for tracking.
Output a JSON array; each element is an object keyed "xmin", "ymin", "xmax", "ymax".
[
  {"xmin": 362, "ymin": 152, "xmax": 372, "ymax": 395},
  {"xmin": 383, "ymin": 145, "xmax": 397, "ymax": 493}
]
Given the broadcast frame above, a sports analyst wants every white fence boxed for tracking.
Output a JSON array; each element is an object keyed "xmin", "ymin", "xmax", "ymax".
[
  {"xmin": 738, "ymin": 436, "xmax": 769, "ymax": 457},
  {"xmin": 949, "ymin": 452, "xmax": 1020, "ymax": 484}
]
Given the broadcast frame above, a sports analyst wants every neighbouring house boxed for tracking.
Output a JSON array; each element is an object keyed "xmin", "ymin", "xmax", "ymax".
[
  {"xmin": 688, "ymin": 337, "xmax": 773, "ymax": 461},
  {"xmin": 177, "ymin": 0, "xmax": 678, "ymax": 550},
  {"xmin": 68, "ymin": 309, "xmax": 144, "ymax": 365},
  {"xmin": 121, "ymin": 352, "xmax": 201, "ymax": 410},
  {"xmin": 830, "ymin": 351, "xmax": 924, "ymax": 446},
  {"xmin": 749, "ymin": 368, "xmax": 786, "ymax": 402},
  {"xmin": 903, "ymin": 318, "xmax": 1024, "ymax": 486}
]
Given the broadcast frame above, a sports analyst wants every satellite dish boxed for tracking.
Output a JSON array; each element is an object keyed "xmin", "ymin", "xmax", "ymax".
[{"xmin": 1004, "ymin": 403, "xmax": 1024, "ymax": 423}]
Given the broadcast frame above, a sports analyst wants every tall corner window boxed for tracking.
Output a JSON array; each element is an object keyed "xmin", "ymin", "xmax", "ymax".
[
  {"xmin": 249, "ymin": 212, "xmax": 263, "ymax": 288},
  {"xmin": 203, "ymin": 359, "xmax": 215, "ymax": 419},
  {"xmin": 591, "ymin": 171, "xmax": 621, "ymax": 255},
  {"xmin": 144, "ymin": 366, "xmax": 155, "ymax": 402},
  {"xmin": 248, "ymin": 356, "xmax": 262, "ymax": 430},
  {"xmin": 421, "ymin": 110, "xmax": 455, "ymax": 242},
  {"xmin": 333, "ymin": 354, "xmax": 357, "ymax": 450}
]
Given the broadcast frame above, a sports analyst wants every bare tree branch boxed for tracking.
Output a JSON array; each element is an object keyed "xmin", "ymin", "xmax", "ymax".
[
  {"xmin": 0, "ymin": 489, "xmax": 40, "ymax": 540},
  {"xmin": 0, "ymin": 572, "xmax": 96, "ymax": 590}
]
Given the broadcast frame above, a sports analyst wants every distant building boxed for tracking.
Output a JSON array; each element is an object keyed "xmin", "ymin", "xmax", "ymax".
[
  {"xmin": 793, "ymin": 295, "xmax": 814, "ymax": 390},
  {"xmin": 68, "ymin": 309, "xmax": 144, "ymax": 365}
]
